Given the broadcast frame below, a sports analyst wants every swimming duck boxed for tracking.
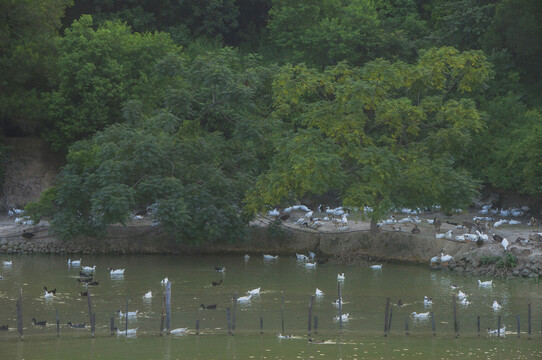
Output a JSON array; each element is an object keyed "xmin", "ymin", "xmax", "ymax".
[
  {"xmin": 3, "ymin": 260, "xmax": 12, "ymax": 266},
  {"xmin": 458, "ymin": 291, "xmax": 467, "ymax": 300},
  {"xmin": 337, "ymin": 273, "xmax": 345, "ymax": 281},
  {"xmin": 277, "ymin": 333, "xmax": 295, "ymax": 339},
  {"xmin": 460, "ymin": 297, "xmax": 470, "ymax": 306},
  {"xmin": 0, "ymin": 275, "xmax": 3, "ymax": 279},
  {"xmin": 85, "ymin": 280, "xmax": 100, "ymax": 286},
  {"xmin": 143, "ymin": 291, "xmax": 152, "ymax": 299},
  {"xmin": 81, "ymin": 265, "xmax": 96, "ymax": 272},
  {"xmin": 370, "ymin": 264, "xmax": 382, "ymax": 270},
  {"xmin": 263, "ymin": 254, "xmax": 279, "ymax": 260},
  {"xmin": 411, "ymin": 312, "xmax": 430, "ymax": 319},
  {"xmin": 161, "ymin": 277, "xmax": 169, "ymax": 286},
  {"xmin": 108, "ymin": 268, "xmax": 125, "ymax": 275},
  {"xmin": 478, "ymin": 280, "xmax": 493, "ymax": 287},
  {"xmin": 423, "ymin": 296, "xmax": 433, "ymax": 305},
  {"xmin": 32, "ymin": 318, "xmax": 46, "ymax": 326},
  {"xmin": 44, "ymin": 287, "xmax": 57, "ymax": 295},
  {"xmin": 334, "ymin": 313, "xmax": 350, "ymax": 322},
  {"xmin": 487, "ymin": 326, "xmax": 506, "ymax": 335},
  {"xmin": 309, "ymin": 251, "xmax": 316, "ymax": 259},
  {"xmin": 212, "ymin": 279, "xmax": 223, "ymax": 286},
  {"xmin": 214, "ymin": 267, "xmax": 226, "ymax": 272},
  {"xmin": 200, "ymin": 304, "xmax": 217, "ymax": 310},
  {"xmin": 244, "ymin": 254, "xmax": 250, "ymax": 260},
  {"xmin": 315, "ymin": 288, "xmax": 324, "ymax": 296},
  {"xmin": 117, "ymin": 310, "xmax": 138, "ymax": 318},
  {"xmin": 492, "ymin": 301, "xmax": 502, "ymax": 310},
  {"xmin": 247, "ymin": 287, "xmax": 261, "ymax": 295},
  {"xmin": 333, "ymin": 298, "xmax": 343, "ymax": 307},
  {"xmin": 237, "ymin": 294, "xmax": 252, "ymax": 303},
  {"xmin": 450, "ymin": 284, "xmax": 459, "ymax": 290},
  {"xmin": 305, "ymin": 262, "xmax": 317, "ymax": 268},
  {"xmin": 296, "ymin": 253, "xmax": 309, "ymax": 261},
  {"xmin": 0, "ymin": 324, "xmax": 8, "ymax": 330},
  {"xmin": 67, "ymin": 321, "xmax": 86, "ymax": 328},
  {"xmin": 397, "ymin": 299, "xmax": 403, "ymax": 307},
  {"xmin": 117, "ymin": 328, "xmax": 138, "ymax": 336},
  {"xmin": 68, "ymin": 258, "xmax": 82, "ymax": 266},
  {"xmin": 44, "ymin": 290, "xmax": 54, "ymax": 299},
  {"xmin": 170, "ymin": 328, "xmax": 188, "ymax": 335}
]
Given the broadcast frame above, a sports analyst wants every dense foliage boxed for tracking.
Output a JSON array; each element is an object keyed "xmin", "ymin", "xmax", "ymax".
[{"xmin": 2, "ymin": 0, "xmax": 541, "ymax": 243}]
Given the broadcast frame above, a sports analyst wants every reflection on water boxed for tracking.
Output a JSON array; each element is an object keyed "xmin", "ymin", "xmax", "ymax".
[{"xmin": 0, "ymin": 253, "xmax": 541, "ymax": 359}]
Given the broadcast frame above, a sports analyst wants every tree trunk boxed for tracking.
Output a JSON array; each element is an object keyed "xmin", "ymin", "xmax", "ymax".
[{"xmin": 370, "ymin": 217, "xmax": 379, "ymax": 233}]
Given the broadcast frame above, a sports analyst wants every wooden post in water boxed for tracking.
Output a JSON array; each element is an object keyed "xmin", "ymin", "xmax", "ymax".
[
  {"xmin": 281, "ymin": 291, "xmax": 285, "ymax": 335},
  {"xmin": 528, "ymin": 303, "xmax": 532, "ymax": 338},
  {"xmin": 110, "ymin": 317, "xmax": 115, "ymax": 336},
  {"xmin": 497, "ymin": 316, "xmax": 501, "ymax": 338},
  {"xmin": 405, "ymin": 317, "xmax": 409, "ymax": 335},
  {"xmin": 314, "ymin": 316, "xmax": 318, "ymax": 334},
  {"xmin": 226, "ymin": 308, "xmax": 231, "ymax": 334},
  {"xmin": 91, "ymin": 313, "xmax": 96, "ymax": 337},
  {"xmin": 232, "ymin": 291, "xmax": 238, "ymax": 336},
  {"xmin": 338, "ymin": 283, "xmax": 343, "ymax": 334},
  {"xmin": 165, "ymin": 282, "xmax": 171, "ymax": 334},
  {"xmin": 160, "ymin": 292, "xmax": 165, "ymax": 335},
  {"xmin": 87, "ymin": 288, "xmax": 94, "ymax": 337},
  {"xmin": 477, "ymin": 316, "xmax": 480, "ymax": 336},
  {"xmin": 56, "ymin": 309, "xmax": 60, "ymax": 337},
  {"xmin": 308, "ymin": 295, "xmax": 315, "ymax": 336},
  {"xmin": 260, "ymin": 316, "xmax": 263, "ymax": 335},
  {"xmin": 17, "ymin": 288, "xmax": 23, "ymax": 340},
  {"xmin": 517, "ymin": 315, "xmax": 520, "ymax": 337},
  {"xmin": 388, "ymin": 307, "xmax": 393, "ymax": 335},
  {"xmin": 431, "ymin": 312, "xmax": 436, "ymax": 336},
  {"xmin": 452, "ymin": 295, "xmax": 458, "ymax": 337},
  {"xmin": 384, "ymin": 297, "xmax": 390, "ymax": 336},
  {"xmin": 125, "ymin": 297, "xmax": 129, "ymax": 337},
  {"xmin": 196, "ymin": 320, "xmax": 200, "ymax": 335}
]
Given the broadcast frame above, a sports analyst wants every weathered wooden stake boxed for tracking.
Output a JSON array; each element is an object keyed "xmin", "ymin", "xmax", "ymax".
[
  {"xmin": 160, "ymin": 292, "xmax": 165, "ymax": 335},
  {"xmin": 477, "ymin": 315, "xmax": 480, "ymax": 336},
  {"xmin": 405, "ymin": 318, "xmax": 409, "ymax": 335},
  {"xmin": 452, "ymin": 295, "xmax": 458, "ymax": 337},
  {"xmin": 91, "ymin": 313, "xmax": 96, "ymax": 337},
  {"xmin": 314, "ymin": 316, "xmax": 318, "ymax": 334},
  {"xmin": 232, "ymin": 291, "xmax": 238, "ymax": 336},
  {"xmin": 517, "ymin": 315, "xmax": 520, "ymax": 337},
  {"xmin": 431, "ymin": 312, "xmax": 436, "ymax": 336},
  {"xmin": 528, "ymin": 303, "xmax": 532, "ymax": 338},
  {"xmin": 497, "ymin": 316, "xmax": 501, "ymax": 338},
  {"xmin": 110, "ymin": 317, "xmax": 115, "ymax": 335},
  {"xmin": 165, "ymin": 282, "xmax": 171, "ymax": 334},
  {"xmin": 87, "ymin": 288, "xmax": 94, "ymax": 337},
  {"xmin": 384, "ymin": 297, "xmax": 390, "ymax": 336},
  {"xmin": 17, "ymin": 288, "xmax": 23, "ymax": 340},
  {"xmin": 308, "ymin": 295, "xmax": 315, "ymax": 336},
  {"xmin": 226, "ymin": 308, "xmax": 231, "ymax": 334},
  {"xmin": 125, "ymin": 297, "xmax": 129, "ymax": 337},
  {"xmin": 260, "ymin": 316, "xmax": 263, "ymax": 334},
  {"xmin": 338, "ymin": 283, "xmax": 343, "ymax": 334},
  {"xmin": 388, "ymin": 307, "xmax": 393, "ymax": 335},
  {"xmin": 56, "ymin": 309, "xmax": 60, "ymax": 337},
  {"xmin": 281, "ymin": 291, "xmax": 285, "ymax": 335},
  {"xmin": 196, "ymin": 320, "xmax": 200, "ymax": 335}
]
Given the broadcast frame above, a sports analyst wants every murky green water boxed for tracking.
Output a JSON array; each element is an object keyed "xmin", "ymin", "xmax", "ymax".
[{"xmin": 1, "ymin": 253, "xmax": 541, "ymax": 359}]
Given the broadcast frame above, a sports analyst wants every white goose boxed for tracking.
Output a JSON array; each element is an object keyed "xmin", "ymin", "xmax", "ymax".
[
  {"xmin": 68, "ymin": 258, "xmax": 82, "ymax": 266},
  {"xmin": 334, "ymin": 313, "xmax": 350, "ymax": 322},
  {"xmin": 237, "ymin": 294, "xmax": 252, "ymax": 303},
  {"xmin": 263, "ymin": 254, "xmax": 279, "ymax": 260},
  {"xmin": 143, "ymin": 291, "xmax": 152, "ymax": 299},
  {"xmin": 501, "ymin": 238, "xmax": 509, "ymax": 250},
  {"xmin": 478, "ymin": 279, "xmax": 493, "ymax": 287},
  {"xmin": 492, "ymin": 301, "xmax": 502, "ymax": 311},
  {"xmin": 411, "ymin": 312, "xmax": 431, "ymax": 320},
  {"xmin": 337, "ymin": 273, "xmax": 345, "ymax": 281},
  {"xmin": 370, "ymin": 264, "xmax": 383, "ymax": 270},
  {"xmin": 108, "ymin": 268, "xmax": 125, "ymax": 275},
  {"xmin": 315, "ymin": 288, "xmax": 324, "ymax": 296},
  {"xmin": 117, "ymin": 310, "xmax": 138, "ymax": 318},
  {"xmin": 82, "ymin": 265, "xmax": 96, "ymax": 272},
  {"xmin": 3, "ymin": 260, "xmax": 12, "ymax": 266},
  {"xmin": 440, "ymin": 253, "xmax": 453, "ymax": 263},
  {"xmin": 296, "ymin": 253, "xmax": 309, "ymax": 261},
  {"xmin": 246, "ymin": 287, "xmax": 261, "ymax": 295}
]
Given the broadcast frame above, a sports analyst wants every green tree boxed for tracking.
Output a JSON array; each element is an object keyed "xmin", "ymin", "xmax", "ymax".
[
  {"xmin": 43, "ymin": 15, "xmax": 181, "ymax": 151},
  {"xmin": 247, "ymin": 47, "xmax": 493, "ymax": 227},
  {"xmin": 0, "ymin": 0, "xmax": 72, "ymax": 135}
]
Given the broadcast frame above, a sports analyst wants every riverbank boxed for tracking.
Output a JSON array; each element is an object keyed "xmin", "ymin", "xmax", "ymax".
[{"xmin": 1, "ymin": 208, "xmax": 541, "ymax": 278}]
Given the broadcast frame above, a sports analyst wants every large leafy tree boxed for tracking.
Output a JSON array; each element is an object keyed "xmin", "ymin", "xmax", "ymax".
[
  {"xmin": 44, "ymin": 15, "xmax": 180, "ymax": 151},
  {"xmin": 0, "ymin": 0, "xmax": 72, "ymax": 135},
  {"xmin": 247, "ymin": 47, "xmax": 493, "ymax": 227}
]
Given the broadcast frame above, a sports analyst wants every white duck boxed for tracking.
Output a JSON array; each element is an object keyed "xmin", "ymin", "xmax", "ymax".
[
  {"xmin": 508, "ymin": 220, "xmax": 521, "ymax": 225},
  {"xmin": 411, "ymin": 312, "xmax": 430, "ymax": 320},
  {"xmin": 492, "ymin": 301, "xmax": 502, "ymax": 311},
  {"xmin": 170, "ymin": 327, "xmax": 188, "ymax": 335},
  {"xmin": 315, "ymin": 288, "xmax": 324, "ymax": 296},
  {"xmin": 305, "ymin": 262, "xmax": 317, "ymax": 268},
  {"xmin": 244, "ymin": 254, "xmax": 250, "ymax": 260},
  {"xmin": 44, "ymin": 290, "xmax": 54, "ymax": 299},
  {"xmin": 488, "ymin": 326, "xmax": 506, "ymax": 335},
  {"xmin": 143, "ymin": 291, "xmax": 152, "ymax": 299},
  {"xmin": 334, "ymin": 313, "xmax": 350, "ymax": 322},
  {"xmin": 3, "ymin": 260, "xmax": 12, "ymax": 266},
  {"xmin": 501, "ymin": 238, "xmax": 509, "ymax": 251},
  {"xmin": 371, "ymin": 264, "xmax": 383, "ymax": 270},
  {"xmin": 296, "ymin": 253, "xmax": 309, "ymax": 261},
  {"xmin": 161, "ymin": 277, "xmax": 169, "ymax": 286},
  {"xmin": 440, "ymin": 253, "xmax": 453, "ymax": 263},
  {"xmin": 458, "ymin": 291, "xmax": 467, "ymax": 300},
  {"xmin": 337, "ymin": 273, "xmax": 345, "ymax": 281},
  {"xmin": 237, "ymin": 294, "xmax": 252, "ymax": 303},
  {"xmin": 423, "ymin": 296, "xmax": 433, "ymax": 305},
  {"xmin": 117, "ymin": 328, "xmax": 138, "ymax": 336},
  {"xmin": 68, "ymin": 258, "xmax": 82, "ymax": 266},
  {"xmin": 117, "ymin": 310, "xmax": 138, "ymax": 318},
  {"xmin": 333, "ymin": 298, "xmax": 343, "ymax": 307},
  {"xmin": 108, "ymin": 268, "xmax": 125, "ymax": 275},
  {"xmin": 478, "ymin": 279, "xmax": 493, "ymax": 287},
  {"xmin": 460, "ymin": 297, "xmax": 470, "ymax": 306},
  {"xmin": 82, "ymin": 265, "xmax": 96, "ymax": 272},
  {"xmin": 246, "ymin": 287, "xmax": 261, "ymax": 295},
  {"xmin": 263, "ymin": 254, "xmax": 279, "ymax": 260}
]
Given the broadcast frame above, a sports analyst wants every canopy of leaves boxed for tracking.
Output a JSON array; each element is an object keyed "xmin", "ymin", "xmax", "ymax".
[{"xmin": 247, "ymin": 47, "xmax": 493, "ymax": 220}]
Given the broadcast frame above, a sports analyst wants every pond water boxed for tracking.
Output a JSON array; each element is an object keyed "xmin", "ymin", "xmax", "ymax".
[{"xmin": 0, "ymin": 253, "xmax": 541, "ymax": 359}]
